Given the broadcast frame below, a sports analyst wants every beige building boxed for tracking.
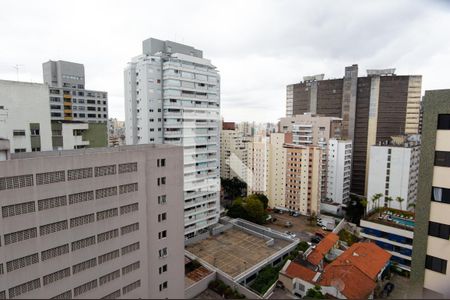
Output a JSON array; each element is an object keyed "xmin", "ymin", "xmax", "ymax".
[
  {"xmin": 220, "ymin": 125, "xmax": 251, "ymax": 182},
  {"xmin": 285, "ymin": 144, "xmax": 322, "ymax": 216},
  {"xmin": 247, "ymin": 134, "xmax": 269, "ymax": 195},
  {"xmin": 266, "ymin": 133, "xmax": 290, "ymax": 208},
  {"xmin": 411, "ymin": 90, "xmax": 450, "ymax": 298},
  {"xmin": 0, "ymin": 144, "xmax": 185, "ymax": 299}
]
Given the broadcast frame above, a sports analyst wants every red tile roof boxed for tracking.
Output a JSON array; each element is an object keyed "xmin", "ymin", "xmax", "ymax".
[
  {"xmin": 307, "ymin": 233, "xmax": 339, "ymax": 265},
  {"xmin": 284, "ymin": 261, "xmax": 317, "ymax": 283},
  {"xmin": 320, "ymin": 264, "xmax": 376, "ymax": 299},
  {"xmin": 331, "ymin": 242, "xmax": 391, "ymax": 280}
]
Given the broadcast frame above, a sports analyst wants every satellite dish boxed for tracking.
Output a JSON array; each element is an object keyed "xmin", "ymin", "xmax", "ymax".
[{"xmin": 330, "ymin": 278, "xmax": 345, "ymax": 296}]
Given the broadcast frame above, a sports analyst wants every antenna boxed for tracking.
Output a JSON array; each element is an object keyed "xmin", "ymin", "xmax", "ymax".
[{"xmin": 13, "ymin": 64, "xmax": 23, "ymax": 81}]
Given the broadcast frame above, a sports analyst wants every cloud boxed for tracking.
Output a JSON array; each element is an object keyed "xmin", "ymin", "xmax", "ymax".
[{"xmin": 0, "ymin": 0, "xmax": 449, "ymax": 123}]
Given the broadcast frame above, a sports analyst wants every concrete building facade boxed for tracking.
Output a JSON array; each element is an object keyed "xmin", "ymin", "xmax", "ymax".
[
  {"xmin": 266, "ymin": 133, "xmax": 289, "ymax": 209},
  {"xmin": 411, "ymin": 90, "xmax": 450, "ymax": 298},
  {"xmin": 124, "ymin": 38, "xmax": 221, "ymax": 239},
  {"xmin": 247, "ymin": 134, "xmax": 269, "ymax": 195},
  {"xmin": 0, "ymin": 80, "xmax": 53, "ymax": 153},
  {"xmin": 367, "ymin": 136, "xmax": 420, "ymax": 212},
  {"xmin": 0, "ymin": 144, "xmax": 184, "ymax": 299},
  {"xmin": 286, "ymin": 65, "xmax": 421, "ymax": 196},
  {"xmin": 220, "ymin": 123, "xmax": 250, "ymax": 182}
]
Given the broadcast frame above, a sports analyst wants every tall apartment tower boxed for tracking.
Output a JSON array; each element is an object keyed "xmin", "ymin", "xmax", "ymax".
[
  {"xmin": 326, "ymin": 139, "xmax": 353, "ymax": 207},
  {"xmin": 0, "ymin": 144, "xmax": 185, "ymax": 299},
  {"xmin": 220, "ymin": 122, "xmax": 250, "ymax": 182},
  {"xmin": 124, "ymin": 38, "xmax": 220, "ymax": 239},
  {"xmin": 411, "ymin": 90, "xmax": 450, "ymax": 298},
  {"xmin": 0, "ymin": 80, "xmax": 53, "ymax": 153},
  {"xmin": 43, "ymin": 60, "xmax": 108, "ymax": 149},
  {"xmin": 367, "ymin": 136, "xmax": 420, "ymax": 212},
  {"xmin": 247, "ymin": 133, "xmax": 269, "ymax": 195},
  {"xmin": 286, "ymin": 65, "xmax": 421, "ymax": 196}
]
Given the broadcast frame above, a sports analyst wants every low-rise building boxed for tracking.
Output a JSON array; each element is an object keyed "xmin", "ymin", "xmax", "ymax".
[{"xmin": 360, "ymin": 209, "xmax": 414, "ymax": 272}]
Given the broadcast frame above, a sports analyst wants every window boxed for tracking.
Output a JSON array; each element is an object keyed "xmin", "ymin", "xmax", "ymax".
[
  {"xmin": 51, "ymin": 290, "xmax": 72, "ymax": 299},
  {"xmin": 102, "ymin": 290, "xmax": 120, "ymax": 299},
  {"xmin": 95, "ymin": 165, "xmax": 116, "ymax": 177},
  {"xmin": 159, "ymin": 281, "xmax": 168, "ymax": 291},
  {"xmin": 69, "ymin": 191, "xmax": 94, "ymax": 205},
  {"xmin": 158, "ymin": 213, "xmax": 167, "ymax": 222},
  {"xmin": 40, "ymin": 220, "xmax": 68, "ymax": 236},
  {"xmin": 70, "ymin": 214, "xmax": 95, "ymax": 228},
  {"xmin": 41, "ymin": 244, "xmax": 69, "ymax": 261},
  {"xmin": 438, "ymin": 114, "xmax": 450, "ymax": 130},
  {"xmin": 30, "ymin": 129, "xmax": 40, "ymax": 136},
  {"xmin": 36, "ymin": 171, "xmax": 65, "ymax": 185},
  {"xmin": 74, "ymin": 279, "xmax": 98, "ymax": 297},
  {"xmin": 13, "ymin": 130, "xmax": 25, "ymax": 136},
  {"xmin": 68, "ymin": 168, "xmax": 92, "ymax": 180},
  {"xmin": 71, "ymin": 236, "xmax": 96, "ymax": 251},
  {"xmin": 2, "ymin": 201, "xmax": 35, "ymax": 218},
  {"xmin": 121, "ymin": 242, "xmax": 140, "ymax": 256},
  {"xmin": 121, "ymin": 223, "xmax": 139, "ymax": 235},
  {"xmin": 120, "ymin": 203, "xmax": 138, "ymax": 215},
  {"xmin": 73, "ymin": 258, "xmax": 97, "ymax": 274},
  {"xmin": 97, "ymin": 229, "xmax": 119, "ymax": 243},
  {"xmin": 432, "ymin": 186, "xmax": 450, "ymax": 204},
  {"xmin": 159, "ymin": 264, "xmax": 167, "ymax": 274},
  {"xmin": 14, "ymin": 148, "xmax": 26, "ymax": 153},
  {"xmin": 96, "ymin": 186, "xmax": 117, "ymax": 199},
  {"xmin": 99, "ymin": 270, "xmax": 120, "ymax": 286},
  {"xmin": 158, "ymin": 195, "xmax": 167, "ymax": 204},
  {"xmin": 98, "ymin": 249, "xmax": 120, "ymax": 264},
  {"xmin": 159, "ymin": 247, "xmax": 168, "ymax": 258},
  {"xmin": 8, "ymin": 278, "xmax": 40, "ymax": 298},
  {"xmin": 157, "ymin": 158, "xmax": 166, "ymax": 167},
  {"xmin": 6, "ymin": 253, "xmax": 39, "ymax": 272},
  {"xmin": 123, "ymin": 280, "xmax": 141, "ymax": 295},
  {"xmin": 435, "ymin": 151, "xmax": 450, "ymax": 167},
  {"xmin": 4, "ymin": 227, "xmax": 37, "ymax": 245},
  {"xmin": 157, "ymin": 177, "xmax": 166, "ymax": 186},
  {"xmin": 122, "ymin": 261, "xmax": 140, "ymax": 275},
  {"xmin": 428, "ymin": 221, "xmax": 450, "ymax": 240},
  {"xmin": 0, "ymin": 175, "xmax": 34, "ymax": 190},
  {"xmin": 97, "ymin": 208, "xmax": 118, "ymax": 221},
  {"xmin": 119, "ymin": 183, "xmax": 138, "ymax": 194},
  {"xmin": 43, "ymin": 268, "xmax": 70, "ymax": 286},
  {"xmin": 425, "ymin": 255, "xmax": 447, "ymax": 274},
  {"xmin": 158, "ymin": 230, "xmax": 167, "ymax": 239}
]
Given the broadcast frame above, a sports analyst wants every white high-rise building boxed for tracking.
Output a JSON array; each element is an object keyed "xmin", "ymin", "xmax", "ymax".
[
  {"xmin": 247, "ymin": 134, "xmax": 269, "ymax": 195},
  {"xmin": 323, "ymin": 139, "xmax": 352, "ymax": 214},
  {"xmin": 220, "ymin": 124, "xmax": 250, "ymax": 182},
  {"xmin": 124, "ymin": 38, "xmax": 220, "ymax": 239},
  {"xmin": 367, "ymin": 136, "xmax": 420, "ymax": 212}
]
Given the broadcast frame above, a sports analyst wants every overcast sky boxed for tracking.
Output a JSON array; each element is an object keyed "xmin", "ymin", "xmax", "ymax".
[{"xmin": 1, "ymin": 0, "xmax": 449, "ymax": 123}]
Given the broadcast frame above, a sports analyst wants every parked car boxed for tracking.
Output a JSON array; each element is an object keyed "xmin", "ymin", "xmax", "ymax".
[
  {"xmin": 292, "ymin": 212, "xmax": 300, "ymax": 217},
  {"xmin": 284, "ymin": 221, "xmax": 293, "ymax": 228},
  {"xmin": 311, "ymin": 237, "xmax": 322, "ymax": 244},
  {"xmin": 284, "ymin": 231, "xmax": 296, "ymax": 238}
]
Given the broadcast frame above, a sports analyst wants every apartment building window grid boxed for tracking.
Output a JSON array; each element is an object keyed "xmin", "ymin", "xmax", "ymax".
[
  {"xmin": 122, "ymin": 261, "xmax": 140, "ymax": 275},
  {"xmin": 73, "ymin": 279, "xmax": 98, "ymax": 297},
  {"xmin": 99, "ymin": 269, "xmax": 120, "ymax": 286},
  {"xmin": 38, "ymin": 195, "xmax": 67, "ymax": 211},
  {"xmin": 72, "ymin": 258, "xmax": 97, "ymax": 274},
  {"xmin": 0, "ymin": 174, "xmax": 34, "ymax": 191},
  {"xmin": 94, "ymin": 165, "xmax": 116, "ymax": 177},
  {"xmin": 6, "ymin": 253, "xmax": 39, "ymax": 272},
  {"xmin": 41, "ymin": 244, "xmax": 69, "ymax": 261},
  {"xmin": 36, "ymin": 171, "xmax": 65, "ymax": 185},
  {"xmin": 2, "ymin": 201, "xmax": 35, "ymax": 218},
  {"xmin": 71, "ymin": 236, "xmax": 96, "ymax": 251},
  {"xmin": 40, "ymin": 220, "xmax": 68, "ymax": 236},
  {"xmin": 70, "ymin": 213, "xmax": 95, "ymax": 228},
  {"xmin": 4, "ymin": 227, "xmax": 37, "ymax": 245},
  {"xmin": 43, "ymin": 267, "xmax": 71, "ymax": 286},
  {"xmin": 97, "ymin": 229, "xmax": 119, "ymax": 243},
  {"xmin": 97, "ymin": 208, "xmax": 118, "ymax": 221},
  {"xmin": 8, "ymin": 278, "xmax": 41, "ymax": 299},
  {"xmin": 121, "ymin": 242, "xmax": 140, "ymax": 256},
  {"xmin": 122, "ymin": 280, "xmax": 141, "ymax": 295},
  {"xmin": 121, "ymin": 223, "xmax": 139, "ymax": 235},
  {"xmin": 120, "ymin": 202, "xmax": 138, "ymax": 215},
  {"xmin": 118, "ymin": 162, "xmax": 138, "ymax": 174},
  {"xmin": 98, "ymin": 249, "xmax": 120, "ymax": 264},
  {"xmin": 67, "ymin": 167, "xmax": 93, "ymax": 181},
  {"xmin": 50, "ymin": 290, "xmax": 72, "ymax": 299}
]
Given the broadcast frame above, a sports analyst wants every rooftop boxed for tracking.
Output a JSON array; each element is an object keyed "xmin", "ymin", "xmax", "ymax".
[
  {"xmin": 186, "ymin": 228, "xmax": 290, "ymax": 278},
  {"xmin": 364, "ymin": 208, "xmax": 415, "ymax": 232},
  {"xmin": 307, "ymin": 233, "xmax": 339, "ymax": 265}
]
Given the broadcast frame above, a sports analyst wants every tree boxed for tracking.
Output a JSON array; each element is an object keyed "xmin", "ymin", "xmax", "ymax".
[
  {"xmin": 245, "ymin": 196, "xmax": 266, "ymax": 224},
  {"xmin": 385, "ymin": 196, "xmax": 393, "ymax": 209},
  {"xmin": 371, "ymin": 193, "xmax": 383, "ymax": 212},
  {"xmin": 305, "ymin": 285, "xmax": 325, "ymax": 299},
  {"xmin": 227, "ymin": 197, "xmax": 248, "ymax": 219},
  {"xmin": 396, "ymin": 196, "xmax": 405, "ymax": 211},
  {"xmin": 360, "ymin": 197, "xmax": 368, "ymax": 216},
  {"xmin": 221, "ymin": 177, "xmax": 247, "ymax": 200},
  {"xmin": 254, "ymin": 193, "xmax": 269, "ymax": 209}
]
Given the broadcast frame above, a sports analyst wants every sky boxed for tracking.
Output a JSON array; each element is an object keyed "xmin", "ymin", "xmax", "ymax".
[{"xmin": 1, "ymin": 0, "xmax": 449, "ymax": 123}]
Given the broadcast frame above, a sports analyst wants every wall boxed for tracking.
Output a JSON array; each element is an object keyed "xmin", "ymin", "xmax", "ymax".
[
  {"xmin": 185, "ymin": 271, "xmax": 216, "ymax": 299},
  {"xmin": 82, "ymin": 123, "xmax": 108, "ymax": 148}
]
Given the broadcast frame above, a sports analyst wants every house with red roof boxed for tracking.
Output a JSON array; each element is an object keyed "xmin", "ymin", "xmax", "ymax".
[{"xmin": 278, "ymin": 241, "xmax": 391, "ymax": 299}]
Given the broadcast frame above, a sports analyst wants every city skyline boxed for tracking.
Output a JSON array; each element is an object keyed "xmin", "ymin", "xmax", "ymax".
[{"xmin": 1, "ymin": 0, "xmax": 450, "ymax": 123}]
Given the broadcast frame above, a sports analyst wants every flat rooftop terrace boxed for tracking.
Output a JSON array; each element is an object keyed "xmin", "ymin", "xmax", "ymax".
[
  {"xmin": 186, "ymin": 227, "xmax": 290, "ymax": 278},
  {"xmin": 364, "ymin": 208, "xmax": 415, "ymax": 232}
]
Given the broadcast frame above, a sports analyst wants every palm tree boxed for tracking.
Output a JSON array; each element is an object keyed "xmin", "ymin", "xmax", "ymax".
[
  {"xmin": 396, "ymin": 197, "xmax": 405, "ymax": 211},
  {"xmin": 408, "ymin": 202, "xmax": 416, "ymax": 212},
  {"xmin": 385, "ymin": 196, "xmax": 393, "ymax": 209},
  {"xmin": 371, "ymin": 193, "xmax": 383, "ymax": 212},
  {"xmin": 361, "ymin": 197, "xmax": 368, "ymax": 216}
]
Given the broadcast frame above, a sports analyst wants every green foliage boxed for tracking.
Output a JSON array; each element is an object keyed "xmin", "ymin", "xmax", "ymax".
[
  {"xmin": 249, "ymin": 265, "xmax": 280, "ymax": 295},
  {"xmin": 298, "ymin": 241, "xmax": 310, "ymax": 253},
  {"xmin": 344, "ymin": 194, "xmax": 366, "ymax": 224},
  {"xmin": 208, "ymin": 280, "xmax": 246, "ymax": 299},
  {"xmin": 338, "ymin": 229, "xmax": 359, "ymax": 246},
  {"xmin": 305, "ymin": 285, "xmax": 326, "ymax": 299},
  {"xmin": 221, "ymin": 177, "xmax": 247, "ymax": 200},
  {"xmin": 253, "ymin": 193, "xmax": 269, "ymax": 209},
  {"xmin": 226, "ymin": 194, "xmax": 268, "ymax": 225}
]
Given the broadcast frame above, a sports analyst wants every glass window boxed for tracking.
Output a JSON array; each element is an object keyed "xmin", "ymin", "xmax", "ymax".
[{"xmin": 438, "ymin": 114, "xmax": 450, "ymax": 130}]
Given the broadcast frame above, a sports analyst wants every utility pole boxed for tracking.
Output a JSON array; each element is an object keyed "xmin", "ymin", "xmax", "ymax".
[{"xmin": 13, "ymin": 64, "xmax": 23, "ymax": 81}]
